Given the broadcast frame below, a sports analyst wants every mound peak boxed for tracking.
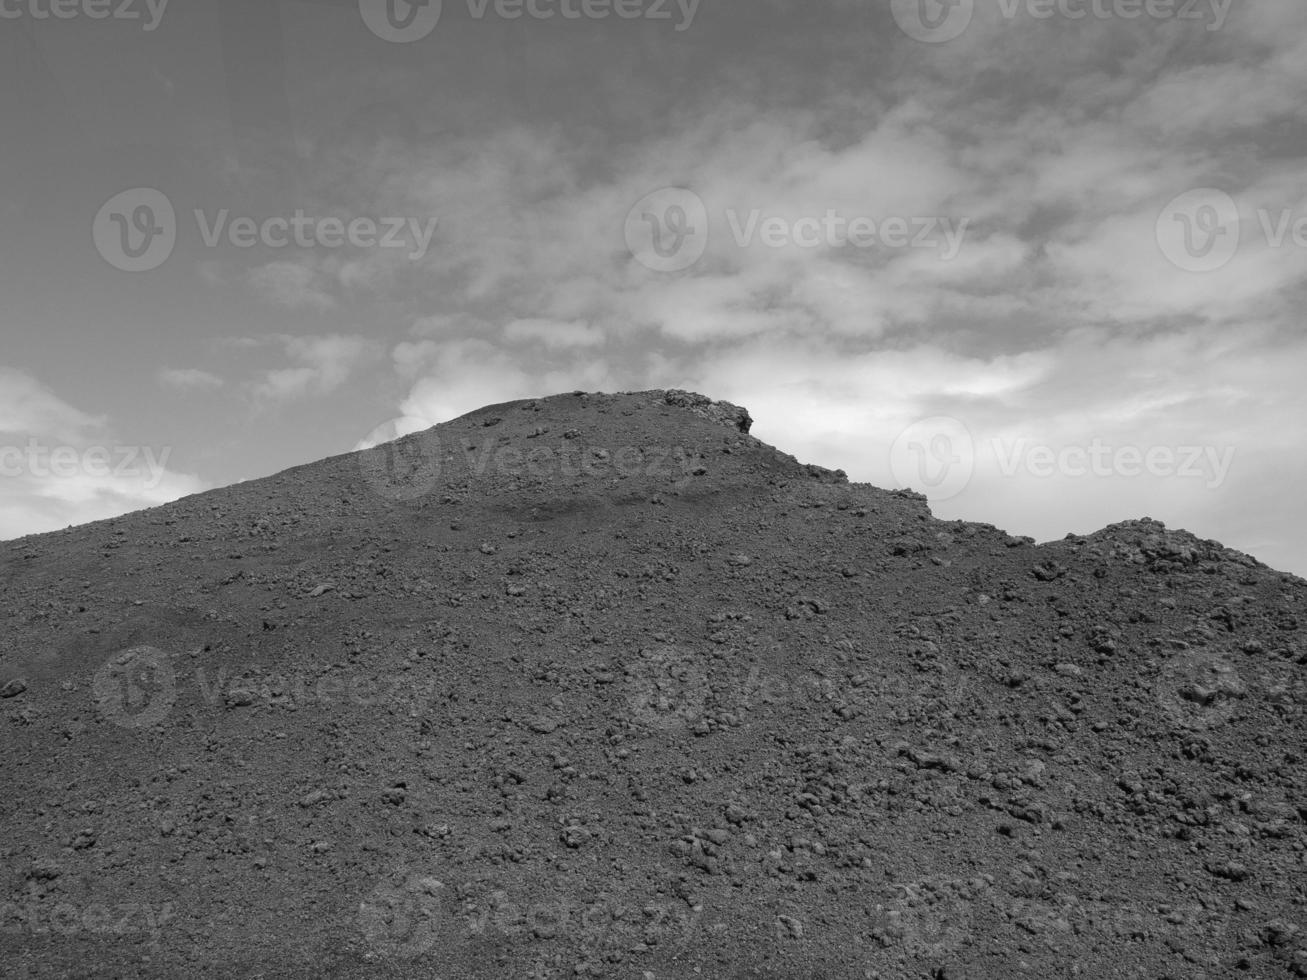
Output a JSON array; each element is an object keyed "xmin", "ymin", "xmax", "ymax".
[{"xmin": 455, "ymin": 389, "xmax": 753, "ymax": 435}]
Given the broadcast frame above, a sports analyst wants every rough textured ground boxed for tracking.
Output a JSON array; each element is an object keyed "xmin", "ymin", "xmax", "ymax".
[{"xmin": 1, "ymin": 389, "xmax": 1304, "ymax": 979}]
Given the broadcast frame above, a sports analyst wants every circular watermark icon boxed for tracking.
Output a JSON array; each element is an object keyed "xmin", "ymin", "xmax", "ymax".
[
  {"xmin": 359, "ymin": 0, "xmax": 442, "ymax": 42},
  {"xmin": 625, "ymin": 643, "xmax": 709, "ymax": 732},
  {"xmin": 888, "ymin": 416, "xmax": 975, "ymax": 501},
  {"xmin": 358, "ymin": 869, "xmax": 446, "ymax": 958},
  {"xmin": 357, "ymin": 416, "xmax": 442, "ymax": 502},
  {"xmin": 891, "ymin": 0, "xmax": 975, "ymax": 43},
  {"xmin": 625, "ymin": 187, "xmax": 709, "ymax": 273},
  {"xmin": 1155, "ymin": 648, "xmax": 1246, "ymax": 730},
  {"xmin": 889, "ymin": 878, "xmax": 974, "ymax": 957},
  {"xmin": 93, "ymin": 188, "xmax": 176, "ymax": 272},
  {"xmin": 92, "ymin": 646, "xmax": 176, "ymax": 729},
  {"xmin": 1156, "ymin": 188, "xmax": 1241, "ymax": 273}
]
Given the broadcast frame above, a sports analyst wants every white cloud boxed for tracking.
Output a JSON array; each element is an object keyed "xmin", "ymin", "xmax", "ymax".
[
  {"xmin": 158, "ymin": 367, "xmax": 225, "ymax": 391},
  {"xmin": 0, "ymin": 367, "xmax": 208, "ymax": 541},
  {"xmin": 251, "ymin": 334, "xmax": 374, "ymax": 402},
  {"xmin": 397, "ymin": 338, "xmax": 616, "ymax": 426},
  {"xmin": 503, "ymin": 318, "xmax": 604, "ymax": 348},
  {"xmin": 0, "ymin": 367, "xmax": 105, "ymax": 443},
  {"xmin": 247, "ymin": 260, "xmax": 336, "ymax": 311}
]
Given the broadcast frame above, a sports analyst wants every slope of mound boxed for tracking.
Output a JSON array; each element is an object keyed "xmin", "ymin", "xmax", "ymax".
[{"xmin": 1, "ymin": 390, "xmax": 1304, "ymax": 979}]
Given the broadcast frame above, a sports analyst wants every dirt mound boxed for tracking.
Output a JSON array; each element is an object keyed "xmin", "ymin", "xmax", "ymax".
[{"xmin": 1, "ymin": 390, "xmax": 1304, "ymax": 979}]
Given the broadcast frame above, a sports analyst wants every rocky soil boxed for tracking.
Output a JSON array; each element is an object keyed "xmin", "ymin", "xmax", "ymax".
[{"xmin": 1, "ymin": 389, "xmax": 1304, "ymax": 979}]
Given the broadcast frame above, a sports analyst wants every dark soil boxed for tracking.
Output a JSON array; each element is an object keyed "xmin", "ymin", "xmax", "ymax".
[{"xmin": 2, "ymin": 390, "xmax": 1304, "ymax": 979}]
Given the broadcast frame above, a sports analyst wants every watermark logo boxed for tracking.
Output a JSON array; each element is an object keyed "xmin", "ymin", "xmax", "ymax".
[
  {"xmin": 893, "ymin": 0, "xmax": 1232, "ymax": 40},
  {"xmin": 465, "ymin": 441, "xmax": 693, "ymax": 482},
  {"xmin": 357, "ymin": 417, "xmax": 443, "ymax": 502},
  {"xmin": 93, "ymin": 649, "xmax": 444, "ymax": 729},
  {"xmin": 996, "ymin": 0, "xmax": 1232, "ymax": 30},
  {"xmin": 358, "ymin": 869, "xmax": 446, "ymax": 958},
  {"xmin": 455, "ymin": 881, "xmax": 703, "ymax": 948},
  {"xmin": 993, "ymin": 438, "xmax": 1236, "ymax": 489},
  {"xmin": 361, "ymin": 0, "xmax": 698, "ymax": 40},
  {"xmin": 1155, "ymin": 648, "xmax": 1246, "ymax": 730},
  {"xmin": 359, "ymin": 0, "xmax": 443, "ymax": 42},
  {"xmin": 625, "ymin": 189, "xmax": 970, "ymax": 271},
  {"xmin": 625, "ymin": 187, "xmax": 710, "ymax": 273},
  {"xmin": 194, "ymin": 210, "xmax": 438, "ymax": 260},
  {"xmin": 742, "ymin": 661, "xmax": 969, "ymax": 726},
  {"xmin": 624, "ymin": 643, "xmax": 709, "ymax": 732},
  {"xmin": 888, "ymin": 422, "xmax": 1237, "ymax": 500},
  {"xmin": 1159, "ymin": 187, "xmax": 1307, "ymax": 271},
  {"xmin": 614, "ymin": 648, "xmax": 970, "ymax": 734},
  {"xmin": 889, "ymin": 417, "xmax": 975, "ymax": 501},
  {"xmin": 92, "ymin": 646, "xmax": 176, "ymax": 729},
  {"xmin": 471, "ymin": 0, "xmax": 701, "ymax": 30},
  {"xmin": 194, "ymin": 666, "xmax": 433, "ymax": 711},
  {"xmin": 0, "ymin": 900, "xmax": 175, "ymax": 938},
  {"xmin": 725, "ymin": 209, "xmax": 969, "ymax": 259},
  {"xmin": 0, "ymin": 0, "xmax": 169, "ymax": 30},
  {"xmin": 1156, "ymin": 188, "xmax": 1241, "ymax": 272},
  {"xmin": 93, "ymin": 188, "xmax": 176, "ymax": 273},
  {"xmin": 356, "ymin": 421, "xmax": 698, "ymax": 502},
  {"xmin": 0, "ymin": 440, "xmax": 172, "ymax": 491},
  {"xmin": 1000, "ymin": 894, "xmax": 1232, "ymax": 956},
  {"xmin": 891, "ymin": 0, "xmax": 974, "ymax": 43},
  {"xmin": 94, "ymin": 189, "xmax": 439, "ymax": 272}
]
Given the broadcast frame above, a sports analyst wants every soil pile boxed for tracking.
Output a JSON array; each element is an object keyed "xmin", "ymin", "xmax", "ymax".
[{"xmin": 2, "ymin": 390, "xmax": 1304, "ymax": 979}]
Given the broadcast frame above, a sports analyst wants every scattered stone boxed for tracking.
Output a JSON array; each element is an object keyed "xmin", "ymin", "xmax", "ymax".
[
  {"xmin": 28, "ymin": 858, "xmax": 61, "ymax": 881},
  {"xmin": 1205, "ymin": 860, "xmax": 1250, "ymax": 882},
  {"xmin": 224, "ymin": 689, "xmax": 257, "ymax": 709},
  {"xmin": 775, "ymin": 914, "xmax": 804, "ymax": 939}
]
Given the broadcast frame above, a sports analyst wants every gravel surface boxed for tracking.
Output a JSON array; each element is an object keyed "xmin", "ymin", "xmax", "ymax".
[{"xmin": 1, "ymin": 389, "xmax": 1304, "ymax": 979}]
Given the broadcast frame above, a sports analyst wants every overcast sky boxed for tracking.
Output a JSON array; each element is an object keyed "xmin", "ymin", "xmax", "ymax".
[{"xmin": 2, "ymin": 0, "xmax": 1305, "ymax": 576}]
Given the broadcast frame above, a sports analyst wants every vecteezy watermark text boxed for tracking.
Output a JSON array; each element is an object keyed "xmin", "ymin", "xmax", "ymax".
[
  {"xmin": 194, "ymin": 210, "xmax": 437, "ymax": 259},
  {"xmin": 890, "ymin": 0, "xmax": 1231, "ymax": 44},
  {"xmin": 993, "ymin": 438, "xmax": 1236, "ymax": 489},
  {"xmin": 725, "ymin": 209, "xmax": 970, "ymax": 258},
  {"xmin": 888, "ymin": 418, "xmax": 1238, "ymax": 501},
  {"xmin": 994, "ymin": 0, "xmax": 1231, "ymax": 28},
  {"xmin": 358, "ymin": 414, "xmax": 702, "ymax": 501},
  {"xmin": 625, "ymin": 188, "xmax": 971, "ymax": 272},
  {"xmin": 358, "ymin": 866, "xmax": 702, "ymax": 959},
  {"xmin": 1157, "ymin": 188, "xmax": 1307, "ymax": 272},
  {"xmin": 0, "ymin": 0, "xmax": 169, "ymax": 30},
  {"xmin": 0, "ymin": 900, "xmax": 175, "ymax": 938},
  {"xmin": 0, "ymin": 440, "xmax": 171, "ymax": 491},
  {"xmin": 358, "ymin": 0, "xmax": 700, "ymax": 43},
  {"xmin": 93, "ymin": 647, "xmax": 444, "ymax": 729},
  {"xmin": 93, "ymin": 188, "xmax": 438, "ymax": 272}
]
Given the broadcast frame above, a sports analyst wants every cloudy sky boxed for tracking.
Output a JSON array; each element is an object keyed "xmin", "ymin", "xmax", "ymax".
[{"xmin": 2, "ymin": 0, "xmax": 1305, "ymax": 575}]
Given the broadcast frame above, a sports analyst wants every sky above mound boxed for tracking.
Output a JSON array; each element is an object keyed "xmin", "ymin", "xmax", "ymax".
[{"xmin": 1, "ymin": 0, "xmax": 1305, "ymax": 575}]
